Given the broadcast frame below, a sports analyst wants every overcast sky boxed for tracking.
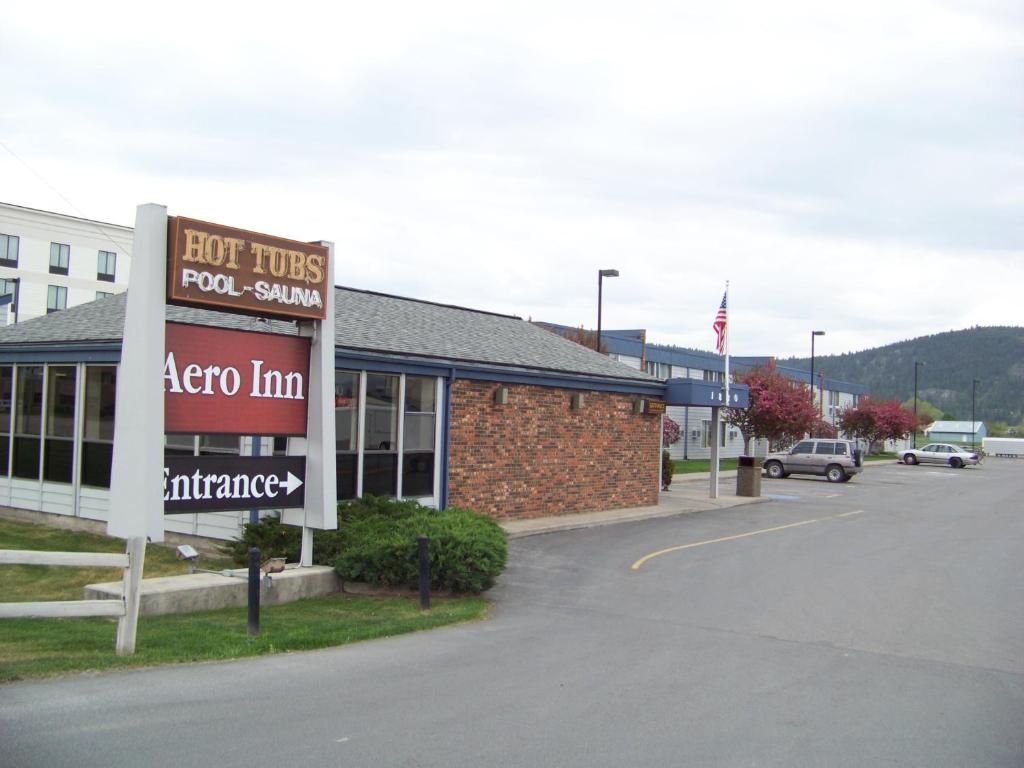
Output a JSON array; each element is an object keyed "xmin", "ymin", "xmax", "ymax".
[{"xmin": 1, "ymin": 1, "xmax": 1020, "ymax": 358}]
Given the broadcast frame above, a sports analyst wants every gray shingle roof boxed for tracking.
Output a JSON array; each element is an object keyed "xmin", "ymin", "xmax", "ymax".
[{"xmin": 0, "ymin": 288, "xmax": 659, "ymax": 384}]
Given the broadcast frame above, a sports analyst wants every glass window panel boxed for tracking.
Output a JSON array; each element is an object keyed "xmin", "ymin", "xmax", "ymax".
[
  {"xmin": 199, "ymin": 434, "xmax": 240, "ymax": 455},
  {"xmin": 43, "ymin": 440, "xmax": 73, "ymax": 483},
  {"xmin": 793, "ymin": 441, "xmax": 814, "ymax": 453},
  {"xmin": 403, "ymin": 413, "xmax": 435, "ymax": 451},
  {"xmin": 164, "ymin": 434, "xmax": 196, "ymax": 457},
  {"xmin": 83, "ymin": 366, "xmax": 116, "ymax": 441},
  {"xmin": 814, "ymin": 442, "xmax": 836, "ymax": 454},
  {"xmin": 335, "ymin": 371, "xmax": 359, "ymax": 451},
  {"xmin": 404, "ymin": 376, "xmax": 435, "ymax": 413},
  {"xmin": 49, "ymin": 242, "xmax": 70, "ymax": 269},
  {"xmin": 45, "ymin": 367, "xmax": 76, "ymax": 438},
  {"xmin": 336, "ymin": 453, "xmax": 357, "ymax": 500},
  {"xmin": 47, "ymin": 286, "xmax": 67, "ymax": 312},
  {"xmin": 364, "ymin": 374, "xmax": 397, "ymax": 451},
  {"xmin": 12, "ymin": 437, "xmax": 40, "ymax": 479},
  {"xmin": 98, "ymin": 250, "xmax": 116, "ymax": 278},
  {"xmin": 81, "ymin": 442, "xmax": 113, "ymax": 488},
  {"xmin": 15, "ymin": 366, "xmax": 43, "ymax": 436},
  {"xmin": 0, "ymin": 233, "xmax": 18, "ymax": 264},
  {"xmin": 363, "ymin": 453, "xmax": 397, "ymax": 496},
  {"xmin": 402, "ymin": 452, "xmax": 434, "ymax": 497},
  {"xmin": 0, "ymin": 436, "xmax": 8, "ymax": 477},
  {"xmin": 0, "ymin": 365, "xmax": 12, "ymax": 434}
]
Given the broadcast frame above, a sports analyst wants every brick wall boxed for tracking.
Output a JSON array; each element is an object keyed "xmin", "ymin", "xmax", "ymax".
[{"xmin": 447, "ymin": 380, "xmax": 661, "ymax": 519}]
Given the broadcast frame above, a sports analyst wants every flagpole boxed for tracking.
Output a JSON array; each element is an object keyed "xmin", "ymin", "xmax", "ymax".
[{"xmin": 723, "ymin": 281, "xmax": 730, "ymax": 409}]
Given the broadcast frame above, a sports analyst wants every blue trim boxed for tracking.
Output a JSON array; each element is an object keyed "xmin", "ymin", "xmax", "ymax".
[
  {"xmin": 665, "ymin": 379, "xmax": 750, "ymax": 408},
  {"xmin": 0, "ymin": 344, "xmax": 121, "ymax": 364},
  {"xmin": 335, "ymin": 348, "xmax": 663, "ymax": 396}
]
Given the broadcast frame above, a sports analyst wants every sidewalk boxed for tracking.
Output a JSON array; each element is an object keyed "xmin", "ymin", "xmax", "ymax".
[{"xmin": 500, "ymin": 472, "xmax": 765, "ymax": 538}]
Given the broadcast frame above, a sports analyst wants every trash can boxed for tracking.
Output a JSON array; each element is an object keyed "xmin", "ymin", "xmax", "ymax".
[{"xmin": 736, "ymin": 455, "xmax": 762, "ymax": 497}]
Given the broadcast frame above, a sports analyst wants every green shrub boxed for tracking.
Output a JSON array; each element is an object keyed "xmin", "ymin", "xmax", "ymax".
[
  {"xmin": 223, "ymin": 497, "xmax": 508, "ymax": 595},
  {"xmin": 335, "ymin": 506, "xmax": 507, "ymax": 594},
  {"xmin": 219, "ymin": 514, "xmax": 301, "ymax": 564},
  {"xmin": 661, "ymin": 449, "xmax": 674, "ymax": 489}
]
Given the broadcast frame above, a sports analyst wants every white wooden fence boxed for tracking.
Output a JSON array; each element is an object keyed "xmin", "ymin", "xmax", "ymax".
[{"xmin": 0, "ymin": 536, "xmax": 146, "ymax": 655}]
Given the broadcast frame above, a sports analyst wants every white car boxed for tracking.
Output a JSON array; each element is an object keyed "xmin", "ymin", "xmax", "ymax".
[{"xmin": 899, "ymin": 443, "xmax": 979, "ymax": 469}]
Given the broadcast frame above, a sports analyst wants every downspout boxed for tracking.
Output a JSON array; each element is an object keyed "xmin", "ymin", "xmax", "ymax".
[{"xmin": 440, "ymin": 367, "xmax": 456, "ymax": 510}]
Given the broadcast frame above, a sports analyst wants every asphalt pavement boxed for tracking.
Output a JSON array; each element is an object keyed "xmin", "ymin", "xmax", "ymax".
[{"xmin": 2, "ymin": 459, "xmax": 1022, "ymax": 767}]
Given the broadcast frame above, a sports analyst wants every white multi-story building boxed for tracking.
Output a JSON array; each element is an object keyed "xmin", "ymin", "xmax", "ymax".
[{"xmin": 0, "ymin": 202, "xmax": 132, "ymax": 324}]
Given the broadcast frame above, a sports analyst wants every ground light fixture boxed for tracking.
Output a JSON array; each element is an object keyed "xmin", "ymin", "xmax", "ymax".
[
  {"xmin": 596, "ymin": 269, "xmax": 619, "ymax": 353},
  {"xmin": 809, "ymin": 331, "xmax": 825, "ymax": 434}
]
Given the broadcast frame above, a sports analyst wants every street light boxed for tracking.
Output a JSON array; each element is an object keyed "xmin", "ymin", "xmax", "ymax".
[
  {"xmin": 596, "ymin": 269, "xmax": 619, "ymax": 353},
  {"xmin": 913, "ymin": 360, "xmax": 925, "ymax": 448},
  {"xmin": 809, "ymin": 331, "xmax": 825, "ymax": 435},
  {"xmin": 972, "ymin": 378, "xmax": 980, "ymax": 451}
]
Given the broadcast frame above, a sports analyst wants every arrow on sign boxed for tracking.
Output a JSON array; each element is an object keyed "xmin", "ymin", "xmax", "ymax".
[{"xmin": 283, "ymin": 471, "xmax": 303, "ymax": 495}]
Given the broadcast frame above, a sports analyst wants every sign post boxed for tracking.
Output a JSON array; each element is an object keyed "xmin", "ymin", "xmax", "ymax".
[{"xmin": 107, "ymin": 205, "xmax": 337, "ymax": 652}]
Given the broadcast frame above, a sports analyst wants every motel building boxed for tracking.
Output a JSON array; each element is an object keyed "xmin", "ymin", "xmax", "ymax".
[{"xmin": 0, "ymin": 288, "xmax": 747, "ymax": 542}]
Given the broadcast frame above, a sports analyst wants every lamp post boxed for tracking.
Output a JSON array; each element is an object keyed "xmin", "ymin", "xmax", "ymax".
[
  {"xmin": 913, "ymin": 360, "xmax": 925, "ymax": 449},
  {"xmin": 809, "ymin": 331, "xmax": 825, "ymax": 435},
  {"xmin": 972, "ymin": 378, "xmax": 980, "ymax": 452},
  {"xmin": 596, "ymin": 269, "xmax": 619, "ymax": 353}
]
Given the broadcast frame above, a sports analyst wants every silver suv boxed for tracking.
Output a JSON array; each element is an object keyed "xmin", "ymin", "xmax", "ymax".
[{"xmin": 763, "ymin": 439, "xmax": 863, "ymax": 483}]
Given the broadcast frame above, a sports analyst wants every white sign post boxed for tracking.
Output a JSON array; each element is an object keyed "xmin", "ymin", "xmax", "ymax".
[{"xmin": 107, "ymin": 203, "xmax": 168, "ymax": 654}]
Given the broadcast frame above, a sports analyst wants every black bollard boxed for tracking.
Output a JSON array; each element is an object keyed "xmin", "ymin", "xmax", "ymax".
[
  {"xmin": 247, "ymin": 547, "xmax": 260, "ymax": 636},
  {"xmin": 417, "ymin": 536, "xmax": 430, "ymax": 611}
]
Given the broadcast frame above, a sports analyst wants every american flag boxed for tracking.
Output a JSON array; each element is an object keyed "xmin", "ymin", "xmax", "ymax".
[{"xmin": 713, "ymin": 291, "xmax": 727, "ymax": 355}]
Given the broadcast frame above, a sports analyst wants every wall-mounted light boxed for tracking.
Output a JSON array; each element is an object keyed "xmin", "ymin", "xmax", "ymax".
[
  {"xmin": 494, "ymin": 385, "xmax": 509, "ymax": 405},
  {"xmin": 633, "ymin": 398, "xmax": 645, "ymax": 414},
  {"xmin": 571, "ymin": 393, "xmax": 585, "ymax": 410}
]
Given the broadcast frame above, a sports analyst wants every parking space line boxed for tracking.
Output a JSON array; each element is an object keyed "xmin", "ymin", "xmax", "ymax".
[{"xmin": 630, "ymin": 511, "xmax": 866, "ymax": 571}]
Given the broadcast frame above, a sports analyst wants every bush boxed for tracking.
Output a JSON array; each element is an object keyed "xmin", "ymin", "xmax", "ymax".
[
  {"xmin": 219, "ymin": 514, "xmax": 301, "ymax": 564},
  {"xmin": 662, "ymin": 449, "xmax": 674, "ymax": 489},
  {"xmin": 335, "ymin": 506, "xmax": 507, "ymax": 595},
  {"xmin": 223, "ymin": 496, "xmax": 508, "ymax": 595}
]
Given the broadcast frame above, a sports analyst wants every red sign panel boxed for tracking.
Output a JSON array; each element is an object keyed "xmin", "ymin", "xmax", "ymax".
[{"xmin": 165, "ymin": 322, "xmax": 311, "ymax": 435}]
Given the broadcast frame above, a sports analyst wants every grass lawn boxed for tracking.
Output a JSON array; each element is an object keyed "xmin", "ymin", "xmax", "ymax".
[
  {"xmin": 0, "ymin": 518, "xmax": 490, "ymax": 682},
  {"xmin": 863, "ymin": 452, "xmax": 899, "ymax": 462},
  {"xmin": 673, "ymin": 458, "xmax": 739, "ymax": 474}
]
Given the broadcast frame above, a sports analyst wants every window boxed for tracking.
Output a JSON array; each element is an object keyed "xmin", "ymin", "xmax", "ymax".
[
  {"xmin": 13, "ymin": 366, "xmax": 43, "ymax": 479},
  {"xmin": 814, "ymin": 442, "xmax": 836, "ymax": 455},
  {"xmin": 44, "ymin": 367, "xmax": 76, "ymax": 483},
  {"xmin": 335, "ymin": 371, "xmax": 360, "ymax": 500},
  {"xmin": 402, "ymin": 376, "xmax": 436, "ymax": 497},
  {"xmin": 49, "ymin": 242, "xmax": 70, "ymax": 275},
  {"xmin": 96, "ymin": 291, "xmax": 114, "ymax": 301},
  {"xmin": 645, "ymin": 361, "xmax": 669, "ymax": 378},
  {"xmin": 792, "ymin": 441, "xmax": 814, "ymax": 454},
  {"xmin": 700, "ymin": 419, "xmax": 727, "ymax": 449},
  {"xmin": 0, "ymin": 233, "xmax": 18, "ymax": 267},
  {"xmin": 81, "ymin": 366, "xmax": 116, "ymax": 488},
  {"xmin": 363, "ymin": 373, "xmax": 398, "ymax": 496},
  {"xmin": 0, "ymin": 279, "xmax": 16, "ymax": 296},
  {"xmin": 46, "ymin": 286, "xmax": 67, "ymax": 314},
  {"xmin": 0, "ymin": 366, "xmax": 11, "ymax": 474},
  {"xmin": 703, "ymin": 370, "xmax": 724, "ymax": 383},
  {"xmin": 97, "ymin": 250, "xmax": 116, "ymax": 282}
]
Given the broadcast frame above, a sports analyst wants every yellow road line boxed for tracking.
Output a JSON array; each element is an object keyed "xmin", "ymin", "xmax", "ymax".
[{"xmin": 630, "ymin": 511, "xmax": 865, "ymax": 571}]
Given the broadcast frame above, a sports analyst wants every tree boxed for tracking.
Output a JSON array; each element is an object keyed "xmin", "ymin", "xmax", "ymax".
[
  {"xmin": 663, "ymin": 416, "xmax": 681, "ymax": 446},
  {"xmin": 900, "ymin": 397, "xmax": 942, "ymax": 425},
  {"xmin": 839, "ymin": 398, "xmax": 920, "ymax": 452},
  {"xmin": 558, "ymin": 326, "xmax": 607, "ymax": 354},
  {"xmin": 725, "ymin": 362, "xmax": 818, "ymax": 454}
]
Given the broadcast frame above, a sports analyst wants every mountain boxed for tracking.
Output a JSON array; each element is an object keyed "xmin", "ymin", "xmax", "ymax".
[{"xmin": 781, "ymin": 326, "xmax": 1024, "ymax": 425}]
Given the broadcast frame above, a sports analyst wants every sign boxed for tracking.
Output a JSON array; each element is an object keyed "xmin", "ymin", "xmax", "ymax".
[
  {"xmin": 165, "ymin": 322, "xmax": 310, "ymax": 435},
  {"xmin": 164, "ymin": 456, "xmax": 306, "ymax": 513},
  {"xmin": 167, "ymin": 216, "xmax": 329, "ymax": 321},
  {"xmin": 644, "ymin": 400, "xmax": 667, "ymax": 415}
]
